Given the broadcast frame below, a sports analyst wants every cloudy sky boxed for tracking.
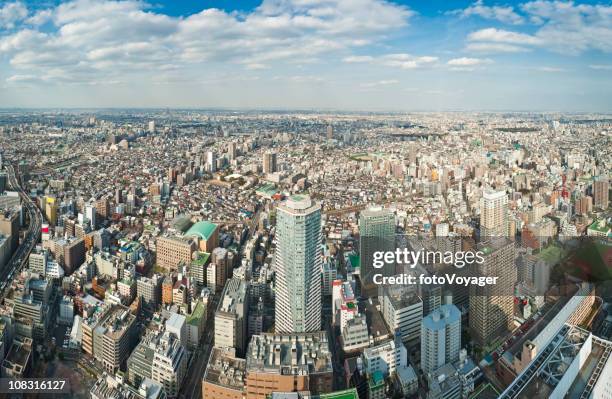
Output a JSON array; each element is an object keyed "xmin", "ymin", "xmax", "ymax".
[{"xmin": 0, "ymin": 0, "xmax": 611, "ymax": 111}]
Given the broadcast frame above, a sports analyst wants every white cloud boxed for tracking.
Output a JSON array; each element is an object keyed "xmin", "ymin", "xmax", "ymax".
[
  {"xmin": 465, "ymin": 42, "xmax": 530, "ymax": 53},
  {"xmin": 447, "ymin": 57, "xmax": 493, "ymax": 66},
  {"xmin": 447, "ymin": 57, "xmax": 493, "ymax": 71},
  {"xmin": 458, "ymin": 0, "xmax": 524, "ymax": 25},
  {"xmin": 342, "ymin": 53, "xmax": 439, "ymax": 70},
  {"xmin": 343, "ymin": 55, "xmax": 374, "ymax": 63},
  {"xmin": 534, "ymin": 66, "xmax": 565, "ymax": 72},
  {"xmin": 467, "ymin": 28, "xmax": 541, "ymax": 45},
  {"xmin": 589, "ymin": 64, "xmax": 612, "ymax": 70},
  {"xmin": 0, "ymin": 1, "xmax": 27, "ymax": 29},
  {"xmin": 466, "ymin": 1, "xmax": 612, "ymax": 55},
  {"xmin": 360, "ymin": 79, "xmax": 399, "ymax": 88},
  {"xmin": 1, "ymin": 0, "xmax": 413, "ymax": 85}
]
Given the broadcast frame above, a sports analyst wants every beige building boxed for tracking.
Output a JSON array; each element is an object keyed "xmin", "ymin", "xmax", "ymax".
[
  {"xmin": 156, "ymin": 236, "xmax": 196, "ymax": 270},
  {"xmin": 480, "ymin": 189, "xmax": 508, "ymax": 237},
  {"xmin": 85, "ymin": 304, "xmax": 136, "ymax": 373}
]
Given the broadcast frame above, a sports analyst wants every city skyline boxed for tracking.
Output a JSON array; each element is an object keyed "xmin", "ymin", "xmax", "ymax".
[{"xmin": 1, "ymin": 0, "xmax": 612, "ymax": 111}]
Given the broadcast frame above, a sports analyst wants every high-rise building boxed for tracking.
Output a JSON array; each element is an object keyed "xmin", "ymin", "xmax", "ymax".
[
  {"xmin": 214, "ymin": 277, "xmax": 249, "ymax": 356},
  {"xmin": 85, "ymin": 203, "xmax": 97, "ymax": 229},
  {"xmin": 469, "ymin": 239, "xmax": 517, "ymax": 346},
  {"xmin": 90, "ymin": 304, "xmax": 136, "ymax": 373},
  {"xmin": 262, "ymin": 152, "xmax": 277, "ymax": 174},
  {"xmin": 148, "ymin": 120, "xmax": 155, "ymax": 133},
  {"xmin": 0, "ymin": 207, "xmax": 19, "ymax": 253},
  {"xmin": 359, "ymin": 206, "xmax": 395, "ymax": 297},
  {"xmin": 327, "ymin": 125, "xmax": 333, "ymax": 139},
  {"xmin": 228, "ymin": 142, "xmax": 237, "ymax": 160},
  {"xmin": 274, "ymin": 195, "xmax": 322, "ymax": 333},
  {"xmin": 151, "ymin": 331, "xmax": 187, "ymax": 398},
  {"xmin": 593, "ymin": 178, "xmax": 609, "ymax": 209},
  {"xmin": 480, "ymin": 189, "xmax": 508, "ymax": 237},
  {"xmin": 45, "ymin": 196, "xmax": 58, "ymax": 226},
  {"xmin": 421, "ymin": 304, "xmax": 461, "ymax": 374},
  {"xmin": 206, "ymin": 151, "xmax": 216, "ymax": 173},
  {"xmin": 95, "ymin": 197, "xmax": 110, "ymax": 220}
]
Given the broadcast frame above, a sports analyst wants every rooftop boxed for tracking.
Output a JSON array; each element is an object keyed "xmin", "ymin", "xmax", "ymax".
[
  {"xmin": 246, "ymin": 331, "xmax": 333, "ymax": 375},
  {"xmin": 203, "ymin": 347, "xmax": 246, "ymax": 391},
  {"xmin": 186, "ymin": 220, "xmax": 217, "ymax": 240}
]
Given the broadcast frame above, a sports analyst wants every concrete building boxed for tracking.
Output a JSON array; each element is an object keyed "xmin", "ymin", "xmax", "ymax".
[
  {"xmin": 156, "ymin": 236, "xmax": 196, "ymax": 271},
  {"xmin": 332, "ymin": 280, "xmax": 358, "ymax": 331},
  {"xmin": 215, "ymin": 277, "xmax": 249, "ymax": 356},
  {"xmin": 1, "ymin": 337, "xmax": 33, "ymax": 378},
  {"xmin": 480, "ymin": 189, "xmax": 509, "ymax": 237},
  {"xmin": 165, "ymin": 313, "xmax": 186, "ymax": 348},
  {"xmin": 263, "ymin": 152, "xmax": 277, "ymax": 174},
  {"xmin": 359, "ymin": 206, "xmax": 395, "ymax": 297},
  {"xmin": 208, "ymin": 247, "xmax": 232, "ymax": 291},
  {"xmin": 151, "ymin": 331, "xmax": 187, "ymax": 399},
  {"xmin": 137, "ymin": 275, "xmax": 162, "ymax": 307},
  {"xmin": 341, "ymin": 315, "xmax": 370, "ymax": 353},
  {"xmin": 421, "ymin": 304, "xmax": 461, "ymax": 375},
  {"xmin": 189, "ymin": 251, "xmax": 210, "ymax": 286},
  {"xmin": 274, "ymin": 195, "xmax": 322, "ymax": 333},
  {"xmin": 245, "ymin": 332, "xmax": 333, "ymax": 399},
  {"xmin": 91, "ymin": 304, "xmax": 136, "ymax": 373},
  {"xmin": 362, "ymin": 336, "xmax": 406, "ymax": 377},
  {"xmin": 593, "ymin": 177, "xmax": 609, "ymax": 210},
  {"xmin": 380, "ymin": 286, "xmax": 423, "ymax": 345},
  {"xmin": 127, "ymin": 331, "xmax": 156, "ymax": 387},
  {"xmin": 0, "ymin": 234, "xmax": 11, "ymax": 274},
  {"xmin": 469, "ymin": 239, "xmax": 517, "ymax": 346},
  {"xmin": 58, "ymin": 295, "xmax": 75, "ymax": 325},
  {"xmin": 28, "ymin": 248, "xmax": 48, "ymax": 277},
  {"xmin": 0, "ymin": 207, "xmax": 19, "ymax": 253},
  {"xmin": 202, "ymin": 347, "xmax": 246, "ymax": 399}
]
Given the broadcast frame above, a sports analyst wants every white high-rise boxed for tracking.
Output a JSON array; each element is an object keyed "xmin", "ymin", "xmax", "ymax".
[
  {"xmin": 274, "ymin": 195, "xmax": 322, "ymax": 333},
  {"xmin": 421, "ymin": 304, "xmax": 461, "ymax": 375},
  {"xmin": 206, "ymin": 151, "xmax": 217, "ymax": 173},
  {"xmin": 480, "ymin": 189, "xmax": 508, "ymax": 237}
]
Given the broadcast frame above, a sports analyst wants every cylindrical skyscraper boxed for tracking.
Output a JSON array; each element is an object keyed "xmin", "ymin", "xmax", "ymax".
[{"xmin": 274, "ymin": 195, "xmax": 322, "ymax": 333}]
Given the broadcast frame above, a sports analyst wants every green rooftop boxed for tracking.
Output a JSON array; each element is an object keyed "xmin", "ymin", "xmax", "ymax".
[
  {"xmin": 589, "ymin": 220, "xmax": 611, "ymax": 234},
  {"xmin": 537, "ymin": 244, "xmax": 565, "ymax": 264},
  {"xmin": 348, "ymin": 254, "xmax": 360, "ymax": 269},
  {"xmin": 186, "ymin": 301, "xmax": 205, "ymax": 326},
  {"xmin": 370, "ymin": 370, "xmax": 385, "ymax": 387},
  {"xmin": 318, "ymin": 388, "xmax": 359, "ymax": 399},
  {"xmin": 186, "ymin": 221, "xmax": 217, "ymax": 240},
  {"xmin": 191, "ymin": 251, "xmax": 211, "ymax": 266},
  {"xmin": 256, "ymin": 183, "xmax": 277, "ymax": 196}
]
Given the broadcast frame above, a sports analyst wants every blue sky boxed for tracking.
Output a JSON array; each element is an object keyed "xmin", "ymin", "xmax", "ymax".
[{"xmin": 0, "ymin": 0, "xmax": 611, "ymax": 111}]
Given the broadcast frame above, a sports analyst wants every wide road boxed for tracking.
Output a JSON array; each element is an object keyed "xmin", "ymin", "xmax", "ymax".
[{"xmin": 0, "ymin": 164, "xmax": 42, "ymax": 300}]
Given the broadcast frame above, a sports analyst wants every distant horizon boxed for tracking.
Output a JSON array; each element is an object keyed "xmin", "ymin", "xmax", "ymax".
[
  {"xmin": 1, "ymin": 0, "xmax": 612, "ymax": 110},
  {"xmin": 1, "ymin": 106, "xmax": 612, "ymax": 115}
]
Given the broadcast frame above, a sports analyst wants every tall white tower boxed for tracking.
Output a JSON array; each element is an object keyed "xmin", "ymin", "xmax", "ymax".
[{"xmin": 274, "ymin": 195, "xmax": 322, "ymax": 333}]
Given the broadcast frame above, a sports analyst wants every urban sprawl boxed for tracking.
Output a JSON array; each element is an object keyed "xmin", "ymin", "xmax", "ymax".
[{"xmin": 0, "ymin": 110, "xmax": 610, "ymax": 399}]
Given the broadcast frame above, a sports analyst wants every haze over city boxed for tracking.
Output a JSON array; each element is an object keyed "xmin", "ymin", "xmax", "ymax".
[{"xmin": 0, "ymin": 0, "xmax": 612, "ymax": 111}]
